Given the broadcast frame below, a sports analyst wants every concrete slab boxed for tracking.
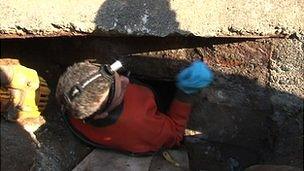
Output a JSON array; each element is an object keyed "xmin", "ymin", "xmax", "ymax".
[
  {"xmin": 0, "ymin": 0, "xmax": 303, "ymax": 38},
  {"xmin": 73, "ymin": 149, "xmax": 153, "ymax": 171},
  {"xmin": 73, "ymin": 149, "xmax": 189, "ymax": 171}
]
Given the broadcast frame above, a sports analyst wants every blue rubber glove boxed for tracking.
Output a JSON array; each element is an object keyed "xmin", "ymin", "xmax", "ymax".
[{"xmin": 176, "ymin": 60, "xmax": 213, "ymax": 94}]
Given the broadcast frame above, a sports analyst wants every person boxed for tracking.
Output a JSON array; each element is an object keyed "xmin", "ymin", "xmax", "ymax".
[{"xmin": 55, "ymin": 60, "xmax": 213, "ymax": 154}]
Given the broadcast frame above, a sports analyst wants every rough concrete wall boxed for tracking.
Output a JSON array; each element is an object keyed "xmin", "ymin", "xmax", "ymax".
[
  {"xmin": 0, "ymin": 0, "xmax": 303, "ymax": 38},
  {"xmin": 267, "ymin": 39, "xmax": 303, "ymax": 166},
  {"xmin": 195, "ymin": 39, "xmax": 303, "ymax": 166},
  {"xmin": 133, "ymin": 39, "xmax": 303, "ymax": 168}
]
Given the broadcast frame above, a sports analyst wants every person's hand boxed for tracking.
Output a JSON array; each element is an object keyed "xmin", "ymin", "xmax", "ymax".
[{"xmin": 176, "ymin": 60, "xmax": 213, "ymax": 94}]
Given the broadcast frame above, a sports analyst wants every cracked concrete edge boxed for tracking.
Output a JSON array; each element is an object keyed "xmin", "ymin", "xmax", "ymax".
[{"xmin": 0, "ymin": 0, "xmax": 303, "ymax": 38}]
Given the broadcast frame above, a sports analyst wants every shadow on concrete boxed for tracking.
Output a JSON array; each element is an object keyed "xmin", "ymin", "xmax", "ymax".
[
  {"xmin": 93, "ymin": 0, "xmax": 185, "ymax": 36},
  {"xmin": 1, "ymin": 37, "xmax": 303, "ymax": 170}
]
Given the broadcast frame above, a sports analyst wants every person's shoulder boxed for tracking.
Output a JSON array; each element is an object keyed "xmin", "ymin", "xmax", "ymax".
[{"xmin": 128, "ymin": 79, "xmax": 154, "ymax": 95}]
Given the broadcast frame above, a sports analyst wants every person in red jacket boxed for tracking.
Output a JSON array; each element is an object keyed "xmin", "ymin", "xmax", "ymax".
[{"xmin": 56, "ymin": 60, "xmax": 212, "ymax": 154}]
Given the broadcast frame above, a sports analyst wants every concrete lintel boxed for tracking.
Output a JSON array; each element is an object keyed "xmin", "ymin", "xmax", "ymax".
[{"xmin": 0, "ymin": 0, "xmax": 303, "ymax": 38}]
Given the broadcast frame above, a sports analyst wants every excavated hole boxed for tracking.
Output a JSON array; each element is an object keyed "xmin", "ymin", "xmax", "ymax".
[{"xmin": 1, "ymin": 36, "xmax": 274, "ymax": 170}]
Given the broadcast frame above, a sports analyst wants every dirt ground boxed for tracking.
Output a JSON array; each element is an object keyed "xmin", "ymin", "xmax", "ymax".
[{"xmin": 1, "ymin": 36, "xmax": 303, "ymax": 170}]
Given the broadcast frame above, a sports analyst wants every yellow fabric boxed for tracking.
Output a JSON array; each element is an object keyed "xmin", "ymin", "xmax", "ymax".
[{"xmin": 0, "ymin": 64, "xmax": 50, "ymax": 120}]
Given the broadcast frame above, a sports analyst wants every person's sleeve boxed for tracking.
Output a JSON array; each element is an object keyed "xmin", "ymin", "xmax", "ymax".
[{"xmin": 159, "ymin": 89, "xmax": 194, "ymax": 147}]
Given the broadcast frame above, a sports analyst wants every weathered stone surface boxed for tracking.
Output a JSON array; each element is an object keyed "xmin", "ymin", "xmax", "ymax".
[
  {"xmin": 270, "ymin": 39, "xmax": 303, "ymax": 108},
  {"xmin": 187, "ymin": 39, "xmax": 303, "ymax": 168},
  {"xmin": 0, "ymin": 0, "xmax": 303, "ymax": 38},
  {"xmin": 267, "ymin": 39, "xmax": 303, "ymax": 167},
  {"xmin": 185, "ymin": 138, "xmax": 260, "ymax": 170},
  {"xmin": 245, "ymin": 165, "xmax": 302, "ymax": 171},
  {"xmin": 188, "ymin": 40, "xmax": 272, "ymax": 150},
  {"xmin": 73, "ymin": 149, "xmax": 153, "ymax": 171},
  {"xmin": 31, "ymin": 89, "xmax": 92, "ymax": 170},
  {"xmin": 1, "ymin": 120, "xmax": 36, "ymax": 171}
]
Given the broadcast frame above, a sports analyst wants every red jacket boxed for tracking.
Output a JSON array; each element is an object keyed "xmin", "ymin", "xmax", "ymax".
[{"xmin": 68, "ymin": 83, "xmax": 192, "ymax": 153}]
